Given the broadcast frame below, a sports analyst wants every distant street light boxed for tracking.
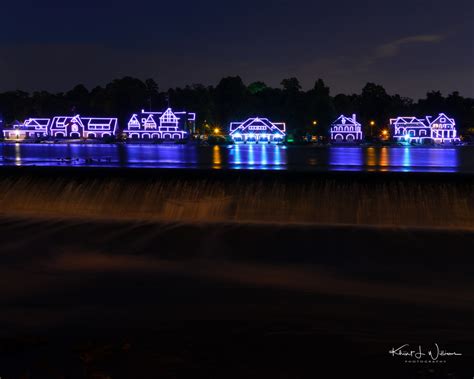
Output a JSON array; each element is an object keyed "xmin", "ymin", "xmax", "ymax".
[
  {"xmin": 214, "ymin": 128, "xmax": 220, "ymax": 134},
  {"xmin": 312, "ymin": 120, "xmax": 318, "ymax": 126},
  {"xmin": 370, "ymin": 120, "xmax": 376, "ymax": 137}
]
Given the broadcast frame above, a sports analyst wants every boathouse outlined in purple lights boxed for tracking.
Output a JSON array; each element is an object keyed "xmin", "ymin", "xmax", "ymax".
[
  {"xmin": 123, "ymin": 108, "xmax": 195, "ymax": 140},
  {"xmin": 229, "ymin": 117, "xmax": 286, "ymax": 143}
]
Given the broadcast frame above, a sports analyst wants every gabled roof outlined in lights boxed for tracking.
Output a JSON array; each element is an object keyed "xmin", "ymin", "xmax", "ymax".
[
  {"xmin": 123, "ymin": 108, "xmax": 195, "ymax": 140},
  {"xmin": 390, "ymin": 113, "xmax": 458, "ymax": 143},
  {"xmin": 330, "ymin": 114, "xmax": 363, "ymax": 143},
  {"xmin": 50, "ymin": 115, "xmax": 118, "ymax": 138},
  {"xmin": 2, "ymin": 118, "xmax": 51, "ymax": 140},
  {"xmin": 229, "ymin": 117, "xmax": 286, "ymax": 143}
]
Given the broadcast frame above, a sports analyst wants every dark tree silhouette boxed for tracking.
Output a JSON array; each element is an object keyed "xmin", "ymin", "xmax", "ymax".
[
  {"xmin": 144, "ymin": 78, "xmax": 159, "ymax": 111},
  {"xmin": 0, "ymin": 76, "xmax": 473, "ymax": 138},
  {"xmin": 306, "ymin": 79, "xmax": 335, "ymax": 135},
  {"xmin": 248, "ymin": 82, "xmax": 268, "ymax": 95},
  {"xmin": 65, "ymin": 84, "xmax": 90, "ymax": 114},
  {"xmin": 359, "ymin": 83, "xmax": 392, "ymax": 135},
  {"xmin": 104, "ymin": 77, "xmax": 148, "ymax": 124},
  {"xmin": 214, "ymin": 76, "xmax": 248, "ymax": 126},
  {"xmin": 281, "ymin": 78, "xmax": 302, "ymax": 92}
]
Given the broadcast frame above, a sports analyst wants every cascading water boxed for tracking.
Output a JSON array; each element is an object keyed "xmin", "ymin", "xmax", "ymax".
[{"xmin": 0, "ymin": 172, "xmax": 472, "ymax": 229}]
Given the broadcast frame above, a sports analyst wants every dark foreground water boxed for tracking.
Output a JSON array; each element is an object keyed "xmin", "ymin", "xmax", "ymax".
[
  {"xmin": 2, "ymin": 143, "xmax": 474, "ymax": 173},
  {"xmin": 0, "ymin": 164, "xmax": 473, "ymax": 378},
  {"xmin": 0, "ymin": 218, "xmax": 473, "ymax": 378}
]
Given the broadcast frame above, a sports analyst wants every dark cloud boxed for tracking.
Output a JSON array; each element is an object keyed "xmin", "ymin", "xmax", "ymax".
[
  {"xmin": 375, "ymin": 34, "xmax": 445, "ymax": 59},
  {"xmin": 0, "ymin": 0, "xmax": 472, "ymax": 98}
]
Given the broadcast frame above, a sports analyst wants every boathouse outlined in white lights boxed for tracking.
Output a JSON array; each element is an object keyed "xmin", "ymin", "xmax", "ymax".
[
  {"xmin": 49, "ymin": 115, "xmax": 118, "ymax": 138},
  {"xmin": 390, "ymin": 113, "xmax": 458, "ymax": 144},
  {"xmin": 2, "ymin": 118, "xmax": 50, "ymax": 140},
  {"xmin": 123, "ymin": 108, "xmax": 195, "ymax": 140},
  {"xmin": 330, "ymin": 114, "xmax": 363, "ymax": 143},
  {"xmin": 229, "ymin": 117, "xmax": 286, "ymax": 143}
]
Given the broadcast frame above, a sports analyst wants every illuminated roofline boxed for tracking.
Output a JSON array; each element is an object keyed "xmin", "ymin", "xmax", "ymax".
[
  {"xmin": 123, "ymin": 108, "xmax": 192, "ymax": 139},
  {"xmin": 229, "ymin": 117, "xmax": 286, "ymax": 135},
  {"xmin": 141, "ymin": 108, "xmax": 196, "ymax": 119},
  {"xmin": 49, "ymin": 115, "xmax": 118, "ymax": 137},
  {"xmin": 390, "ymin": 113, "xmax": 455, "ymax": 127},
  {"xmin": 330, "ymin": 114, "xmax": 362, "ymax": 128}
]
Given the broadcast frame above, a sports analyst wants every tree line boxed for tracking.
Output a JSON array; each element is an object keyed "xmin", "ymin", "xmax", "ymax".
[{"xmin": 1, "ymin": 76, "xmax": 473, "ymax": 137}]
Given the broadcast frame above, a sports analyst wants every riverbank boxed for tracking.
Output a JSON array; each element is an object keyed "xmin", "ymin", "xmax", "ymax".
[{"xmin": 1, "ymin": 138, "xmax": 472, "ymax": 147}]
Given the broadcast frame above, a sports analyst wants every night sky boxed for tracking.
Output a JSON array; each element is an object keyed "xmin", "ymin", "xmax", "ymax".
[{"xmin": 1, "ymin": 0, "xmax": 473, "ymax": 98}]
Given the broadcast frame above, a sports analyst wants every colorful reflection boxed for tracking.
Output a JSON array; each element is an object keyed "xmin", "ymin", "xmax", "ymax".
[
  {"xmin": 380, "ymin": 147, "xmax": 389, "ymax": 171},
  {"xmin": 126, "ymin": 145, "xmax": 199, "ymax": 168},
  {"xmin": 402, "ymin": 147, "xmax": 412, "ymax": 171},
  {"xmin": 388, "ymin": 147, "xmax": 458, "ymax": 172},
  {"xmin": 366, "ymin": 147, "xmax": 377, "ymax": 169},
  {"xmin": 329, "ymin": 146, "xmax": 459, "ymax": 172},
  {"xmin": 0, "ymin": 143, "xmax": 466, "ymax": 173},
  {"xmin": 14, "ymin": 143, "xmax": 21, "ymax": 166},
  {"xmin": 329, "ymin": 147, "xmax": 364, "ymax": 170},
  {"xmin": 212, "ymin": 145, "xmax": 222, "ymax": 169},
  {"xmin": 228, "ymin": 145, "xmax": 286, "ymax": 169}
]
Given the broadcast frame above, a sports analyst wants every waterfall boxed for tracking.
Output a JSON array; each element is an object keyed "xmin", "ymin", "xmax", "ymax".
[{"xmin": 0, "ymin": 172, "xmax": 472, "ymax": 229}]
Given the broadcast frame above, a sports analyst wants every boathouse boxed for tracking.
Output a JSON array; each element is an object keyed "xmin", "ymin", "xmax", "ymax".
[
  {"xmin": 2, "ymin": 118, "xmax": 50, "ymax": 140},
  {"xmin": 123, "ymin": 108, "xmax": 194, "ymax": 140},
  {"xmin": 390, "ymin": 113, "xmax": 458, "ymax": 143},
  {"xmin": 229, "ymin": 117, "xmax": 286, "ymax": 143},
  {"xmin": 49, "ymin": 115, "xmax": 118, "ymax": 138},
  {"xmin": 429, "ymin": 113, "xmax": 457, "ymax": 143},
  {"xmin": 330, "ymin": 114, "xmax": 363, "ymax": 143}
]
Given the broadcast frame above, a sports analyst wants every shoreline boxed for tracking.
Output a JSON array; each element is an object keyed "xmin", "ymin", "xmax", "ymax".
[
  {"xmin": 1, "ymin": 163, "xmax": 474, "ymax": 179},
  {"xmin": 1, "ymin": 139, "xmax": 471, "ymax": 147}
]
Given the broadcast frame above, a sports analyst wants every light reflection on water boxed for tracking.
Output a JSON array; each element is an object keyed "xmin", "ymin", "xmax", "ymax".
[
  {"xmin": 14, "ymin": 143, "xmax": 21, "ymax": 166},
  {"xmin": 0, "ymin": 143, "xmax": 470, "ymax": 173},
  {"xmin": 328, "ymin": 146, "xmax": 460, "ymax": 172},
  {"xmin": 228, "ymin": 145, "xmax": 286, "ymax": 170},
  {"xmin": 213, "ymin": 145, "xmax": 222, "ymax": 169}
]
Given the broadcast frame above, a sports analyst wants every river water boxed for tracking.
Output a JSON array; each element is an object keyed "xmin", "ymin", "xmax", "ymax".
[
  {"xmin": 1, "ymin": 143, "xmax": 474, "ymax": 173},
  {"xmin": 1, "ymin": 142, "xmax": 473, "ymax": 378}
]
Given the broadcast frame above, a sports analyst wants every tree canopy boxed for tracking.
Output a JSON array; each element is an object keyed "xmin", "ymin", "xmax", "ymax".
[{"xmin": 0, "ymin": 77, "xmax": 473, "ymax": 136}]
